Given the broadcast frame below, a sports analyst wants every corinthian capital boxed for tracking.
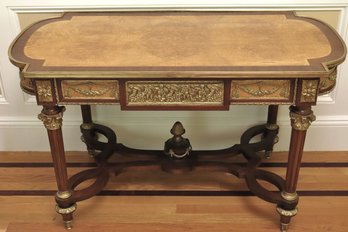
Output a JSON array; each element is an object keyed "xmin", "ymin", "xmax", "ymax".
[
  {"xmin": 38, "ymin": 106, "xmax": 66, "ymax": 130},
  {"xmin": 290, "ymin": 110, "xmax": 316, "ymax": 131}
]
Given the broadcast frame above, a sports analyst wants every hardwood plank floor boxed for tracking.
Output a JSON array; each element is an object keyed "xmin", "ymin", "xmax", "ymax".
[
  {"xmin": 0, "ymin": 151, "xmax": 347, "ymax": 232},
  {"xmin": 1, "ymin": 167, "xmax": 348, "ymax": 191}
]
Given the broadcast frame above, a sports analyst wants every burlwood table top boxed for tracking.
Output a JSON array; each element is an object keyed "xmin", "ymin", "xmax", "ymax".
[{"xmin": 9, "ymin": 11, "xmax": 346, "ymax": 79}]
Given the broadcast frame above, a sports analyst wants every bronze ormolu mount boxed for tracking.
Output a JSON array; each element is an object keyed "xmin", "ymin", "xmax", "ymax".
[
  {"xmin": 164, "ymin": 121, "xmax": 192, "ymax": 159},
  {"xmin": 163, "ymin": 121, "xmax": 193, "ymax": 173}
]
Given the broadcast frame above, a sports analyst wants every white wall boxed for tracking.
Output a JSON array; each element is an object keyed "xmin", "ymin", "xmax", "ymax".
[{"xmin": 1, "ymin": 0, "xmax": 348, "ymax": 151}]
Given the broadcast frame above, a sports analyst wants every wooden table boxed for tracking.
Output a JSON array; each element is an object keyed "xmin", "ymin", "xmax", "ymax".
[{"xmin": 9, "ymin": 11, "xmax": 346, "ymax": 232}]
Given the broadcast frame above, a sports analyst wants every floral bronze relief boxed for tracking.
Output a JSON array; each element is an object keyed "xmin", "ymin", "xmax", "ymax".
[
  {"xmin": 126, "ymin": 81, "xmax": 224, "ymax": 106},
  {"xmin": 300, "ymin": 80, "xmax": 319, "ymax": 103},
  {"xmin": 36, "ymin": 80, "xmax": 54, "ymax": 102}
]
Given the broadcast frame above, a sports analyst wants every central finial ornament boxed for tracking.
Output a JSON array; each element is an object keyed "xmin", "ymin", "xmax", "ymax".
[{"xmin": 164, "ymin": 121, "xmax": 192, "ymax": 159}]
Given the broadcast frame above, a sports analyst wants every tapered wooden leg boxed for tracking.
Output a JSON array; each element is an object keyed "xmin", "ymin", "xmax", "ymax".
[
  {"xmin": 265, "ymin": 105, "xmax": 279, "ymax": 158},
  {"xmin": 38, "ymin": 105, "xmax": 75, "ymax": 230},
  {"xmin": 277, "ymin": 105, "xmax": 316, "ymax": 231},
  {"xmin": 80, "ymin": 105, "xmax": 96, "ymax": 157}
]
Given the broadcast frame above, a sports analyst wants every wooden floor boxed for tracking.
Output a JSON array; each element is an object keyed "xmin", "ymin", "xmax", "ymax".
[{"xmin": 0, "ymin": 151, "xmax": 348, "ymax": 232}]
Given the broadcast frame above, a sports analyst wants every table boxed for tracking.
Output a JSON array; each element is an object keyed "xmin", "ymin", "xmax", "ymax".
[{"xmin": 9, "ymin": 11, "xmax": 346, "ymax": 231}]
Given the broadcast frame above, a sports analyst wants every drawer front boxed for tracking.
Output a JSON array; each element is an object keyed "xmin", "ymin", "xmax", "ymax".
[
  {"xmin": 57, "ymin": 80, "xmax": 119, "ymax": 103},
  {"xmin": 122, "ymin": 80, "xmax": 228, "ymax": 110},
  {"xmin": 230, "ymin": 79, "xmax": 295, "ymax": 104}
]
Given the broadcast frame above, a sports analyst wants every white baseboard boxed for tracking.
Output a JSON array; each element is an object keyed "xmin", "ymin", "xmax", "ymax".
[
  {"xmin": 1, "ymin": 116, "xmax": 348, "ymax": 151},
  {"xmin": 0, "ymin": 122, "xmax": 85, "ymax": 151},
  {"xmin": 277, "ymin": 122, "xmax": 348, "ymax": 151}
]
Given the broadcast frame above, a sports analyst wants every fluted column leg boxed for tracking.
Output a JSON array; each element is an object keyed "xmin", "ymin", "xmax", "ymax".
[
  {"xmin": 277, "ymin": 105, "xmax": 316, "ymax": 232},
  {"xmin": 38, "ymin": 105, "xmax": 75, "ymax": 230}
]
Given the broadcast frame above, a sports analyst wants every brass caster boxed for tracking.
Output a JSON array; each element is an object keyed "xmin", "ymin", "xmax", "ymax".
[
  {"xmin": 64, "ymin": 220, "xmax": 73, "ymax": 230},
  {"xmin": 280, "ymin": 223, "xmax": 289, "ymax": 232},
  {"xmin": 56, "ymin": 204, "xmax": 76, "ymax": 230}
]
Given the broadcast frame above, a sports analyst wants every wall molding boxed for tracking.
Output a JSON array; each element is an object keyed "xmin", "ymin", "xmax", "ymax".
[
  {"xmin": 2, "ymin": 114, "xmax": 348, "ymax": 126},
  {"xmin": 3, "ymin": 0, "xmax": 348, "ymax": 9},
  {"xmin": 1, "ymin": 115, "xmax": 348, "ymax": 151},
  {"xmin": 0, "ymin": 69, "xmax": 8, "ymax": 104}
]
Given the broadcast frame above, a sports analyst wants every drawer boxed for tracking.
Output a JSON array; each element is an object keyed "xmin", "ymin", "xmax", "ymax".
[
  {"xmin": 121, "ymin": 80, "xmax": 228, "ymax": 110},
  {"xmin": 57, "ymin": 80, "xmax": 119, "ymax": 104},
  {"xmin": 230, "ymin": 79, "xmax": 295, "ymax": 104}
]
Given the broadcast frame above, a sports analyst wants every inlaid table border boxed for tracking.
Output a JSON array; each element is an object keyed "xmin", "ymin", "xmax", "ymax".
[{"xmin": 9, "ymin": 11, "xmax": 346, "ymax": 79}]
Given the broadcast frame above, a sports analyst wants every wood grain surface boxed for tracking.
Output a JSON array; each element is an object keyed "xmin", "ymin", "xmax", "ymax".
[
  {"xmin": 9, "ymin": 12, "xmax": 346, "ymax": 78},
  {"xmin": 24, "ymin": 14, "xmax": 329, "ymax": 67}
]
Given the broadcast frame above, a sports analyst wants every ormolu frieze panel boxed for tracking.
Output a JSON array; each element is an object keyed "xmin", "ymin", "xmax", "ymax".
[
  {"xmin": 230, "ymin": 80, "xmax": 293, "ymax": 103},
  {"xmin": 125, "ymin": 81, "xmax": 224, "ymax": 106},
  {"xmin": 59, "ymin": 80, "xmax": 119, "ymax": 103}
]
